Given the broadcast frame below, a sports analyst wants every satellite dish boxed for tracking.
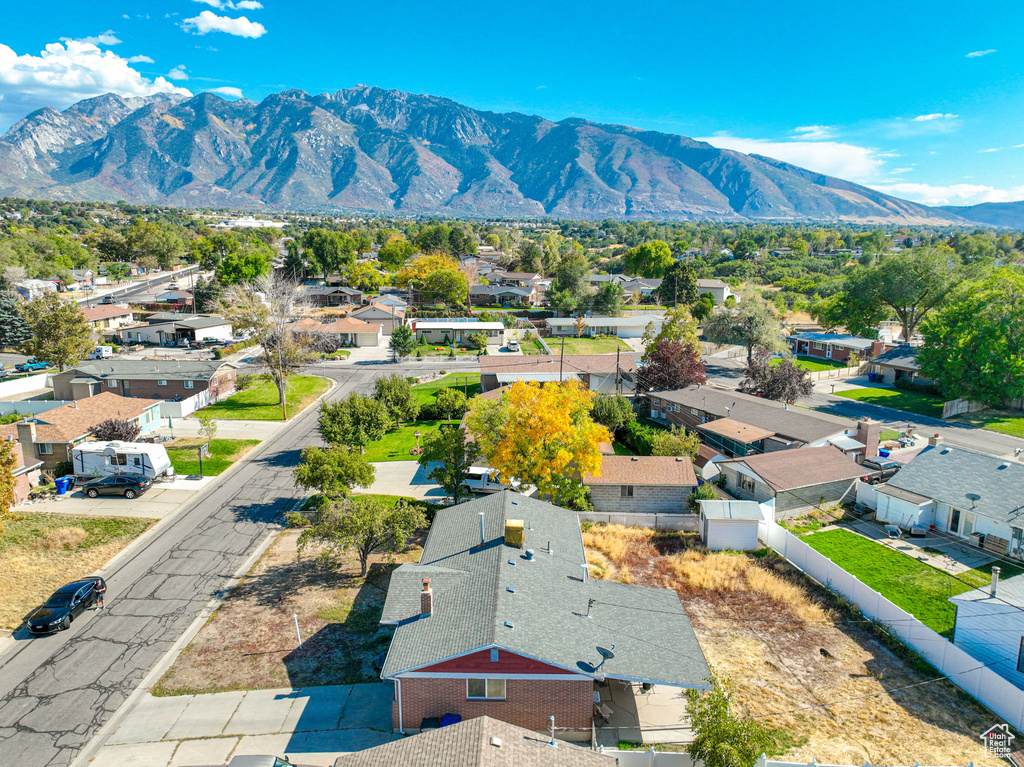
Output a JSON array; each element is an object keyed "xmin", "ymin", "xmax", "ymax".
[
  {"xmin": 597, "ymin": 645, "xmax": 616, "ymax": 661},
  {"xmin": 965, "ymin": 492, "xmax": 981, "ymax": 509}
]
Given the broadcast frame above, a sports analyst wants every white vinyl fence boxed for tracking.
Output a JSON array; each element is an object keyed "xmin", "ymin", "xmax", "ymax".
[
  {"xmin": 759, "ymin": 519, "xmax": 1024, "ymax": 730},
  {"xmin": 599, "ymin": 748, "xmax": 693, "ymax": 766},
  {"xmin": 804, "ymin": 363, "xmax": 868, "ymax": 382},
  {"xmin": 0, "ymin": 373, "xmax": 50, "ymax": 398},
  {"xmin": 578, "ymin": 512, "xmax": 699, "ymax": 532}
]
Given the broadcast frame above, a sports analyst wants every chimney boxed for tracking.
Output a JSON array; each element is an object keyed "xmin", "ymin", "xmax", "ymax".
[
  {"xmin": 991, "ymin": 567, "xmax": 1001, "ymax": 598},
  {"xmin": 855, "ymin": 418, "xmax": 880, "ymax": 461},
  {"xmin": 928, "ymin": 433, "xmax": 943, "ymax": 447},
  {"xmin": 420, "ymin": 579, "xmax": 433, "ymax": 616},
  {"xmin": 16, "ymin": 422, "xmax": 36, "ymax": 449}
]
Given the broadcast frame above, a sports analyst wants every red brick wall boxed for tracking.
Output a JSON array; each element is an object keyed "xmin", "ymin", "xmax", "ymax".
[{"xmin": 394, "ymin": 676, "xmax": 592, "ymax": 734}]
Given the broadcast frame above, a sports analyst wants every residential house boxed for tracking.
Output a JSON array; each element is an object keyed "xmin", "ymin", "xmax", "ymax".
[
  {"xmin": 787, "ymin": 332, "xmax": 886, "ymax": 364},
  {"xmin": 14, "ymin": 279, "xmax": 58, "ymax": 300},
  {"xmin": 50, "ymin": 360, "xmax": 238, "ymax": 417},
  {"xmin": 67, "ymin": 269, "xmax": 96, "ymax": 290},
  {"xmin": 871, "ymin": 444, "xmax": 1024, "ymax": 554},
  {"xmin": 351, "ymin": 302, "xmax": 405, "ymax": 334},
  {"xmin": 648, "ymin": 386, "xmax": 877, "ymax": 461},
  {"xmin": 115, "ymin": 313, "xmax": 234, "ymax": 346},
  {"xmin": 379, "ymin": 492, "xmax": 710, "ymax": 736},
  {"xmin": 587, "ymin": 275, "xmax": 662, "ymax": 300},
  {"xmin": 769, "ymin": 248, "xmax": 793, "ymax": 257},
  {"xmin": 694, "ymin": 443, "xmax": 728, "ymax": 482},
  {"xmin": 869, "ymin": 345, "xmax": 933, "ymax": 386},
  {"xmin": 80, "ymin": 305, "xmax": 136, "ymax": 334},
  {"xmin": 695, "ymin": 279, "xmax": 733, "ymax": 306},
  {"xmin": 0, "ymin": 393, "xmax": 161, "ymax": 472},
  {"xmin": 373, "ymin": 293, "xmax": 408, "ymax": 310},
  {"xmin": 469, "ymin": 284, "xmax": 535, "ymax": 307},
  {"xmin": 716, "ymin": 446, "xmax": 865, "ymax": 518},
  {"xmin": 413, "ymin": 321, "xmax": 505, "ymax": 347},
  {"xmin": 582, "ymin": 455, "xmax": 697, "ymax": 514},
  {"xmin": 331, "ymin": 715, "xmax": 615, "ymax": 766},
  {"xmin": 290, "ymin": 316, "xmax": 382, "ymax": 347},
  {"xmin": 546, "ymin": 315, "xmax": 664, "ymax": 340},
  {"xmin": 154, "ymin": 289, "xmax": 193, "ymax": 307},
  {"xmin": 1, "ymin": 436, "xmax": 44, "ymax": 505},
  {"xmin": 479, "ymin": 355, "xmax": 637, "ymax": 395},
  {"xmin": 948, "ymin": 572, "xmax": 1024, "ymax": 689},
  {"xmin": 307, "ymin": 285, "xmax": 364, "ymax": 307},
  {"xmin": 698, "ymin": 500, "xmax": 763, "ymax": 551}
]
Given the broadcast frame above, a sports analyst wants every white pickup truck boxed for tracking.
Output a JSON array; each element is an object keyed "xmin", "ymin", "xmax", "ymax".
[{"xmin": 461, "ymin": 467, "xmax": 517, "ymax": 494}]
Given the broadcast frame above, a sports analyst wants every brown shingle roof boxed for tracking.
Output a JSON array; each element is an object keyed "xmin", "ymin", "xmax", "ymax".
[
  {"xmin": 353, "ymin": 302, "xmax": 405, "ymax": 318},
  {"xmin": 719, "ymin": 446, "xmax": 863, "ymax": 492},
  {"xmin": 479, "ymin": 354, "xmax": 636, "ymax": 376},
  {"xmin": 699, "ymin": 417, "xmax": 775, "ymax": 444},
  {"xmin": 332, "ymin": 715, "xmax": 614, "ymax": 767},
  {"xmin": 584, "ymin": 454, "xmax": 697, "ymax": 486},
  {"xmin": 80, "ymin": 305, "xmax": 133, "ymax": 322},
  {"xmin": 28, "ymin": 392, "xmax": 160, "ymax": 443}
]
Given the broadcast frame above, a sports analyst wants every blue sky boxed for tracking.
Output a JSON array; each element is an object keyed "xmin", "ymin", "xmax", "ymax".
[{"xmin": 0, "ymin": 0, "xmax": 1021, "ymax": 207}]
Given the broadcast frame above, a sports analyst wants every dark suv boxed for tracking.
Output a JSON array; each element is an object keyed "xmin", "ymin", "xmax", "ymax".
[
  {"xmin": 80, "ymin": 474, "xmax": 153, "ymax": 499},
  {"xmin": 861, "ymin": 457, "xmax": 902, "ymax": 484}
]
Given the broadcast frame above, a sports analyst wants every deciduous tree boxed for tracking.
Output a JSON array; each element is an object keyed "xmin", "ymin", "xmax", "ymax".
[
  {"xmin": 642, "ymin": 305, "xmax": 699, "ymax": 359},
  {"xmin": 703, "ymin": 291, "xmax": 787, "ymax": 364},
  {"xmin": 738, "ymin": 351, "xmax": 813, "ymax": 403},
  {"xmin": 19, "ymin": 293, "xmax": 92, "ymax": 370},
  {"xmin": 373, "ymin": 374, "xmax": 420, "ymax": 427},
  {"xmin": 434, "ymin": 387, "xmax": 467, "ymax": 420},
  {"xmin": 0, "ymin": 439, "xmax": 19, "ymax": 534},
  {"xmin": 91, "ymin": 418, "xmax": 141, "ymax": 442},
  {"xmin": 465, "ymin": 380, "xmax": 611, "ymax": 502},
  {"xmin": 298, "ymin": 495, "xmax": 425, "ymax": 576},
  {"xmin": 395, "ymin": 255, "xmax": 468, "ymax": 306},
  {"xmin": 624, "ymin": 240, "xmax": 674, "ymax": 278},
  {"xmin": 686, "ymin": 670, "xmax": 777, "ymax": 767},
  {"xmin": 318, "ymin": 393, "xmax": 390, "ymax": 452},
  {"xmin": 592, "ymin": 283, "xmax": 624, "ymax": 316},
  {"xmin": 650, "ymin": 426, "xmax": 700, "ymax": 459},
  {"xmin": 591, "ymin": 393, "xmax": 636, "ymax": 435},
  {"xmin": 641, "ymin": 340, "xmax": 707, "ymax": 391},
  {"xmin": 293, "ymin": 445, "xmax": 375, "ymax": 504},
  {"xmin": 418, "ymin": 426, "xmax": 481, "ymax": 504}
]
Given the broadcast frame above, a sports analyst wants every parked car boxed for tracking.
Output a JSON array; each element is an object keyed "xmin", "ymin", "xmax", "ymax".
[
  {"xmin": 461, "ymin": 466, "xmax": 518, "ymax": 494},
  {"xmin": 80, "ymin": 474, "xmax": 153, "ymax": 499},
  {"xmin": 226, "ymin": 757, "xmax": 298, "ymax": 767},
  {"xmin": 26, "ymin": 579, "xmax": 99, "ymax": 634},
  {"xmin": 15, "ymin": 358, "xmax": 48, "ymax": 372},
  {"xmin": 860, "ymin": 457, "xmax": 902, "ymax": 484},
  {"xmin": 506, "ymin": 338, "xmax": 520, "ymax": 352}
]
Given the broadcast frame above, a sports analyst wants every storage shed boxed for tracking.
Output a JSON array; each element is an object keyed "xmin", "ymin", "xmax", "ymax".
[{"xmin": 698, "ymin": 500, "xmax": 763, "ymax": 551}]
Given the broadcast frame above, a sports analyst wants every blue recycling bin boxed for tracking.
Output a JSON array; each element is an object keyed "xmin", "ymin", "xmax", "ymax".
[{"xmin": 54, "ymin": 477, "xmax": 71, "ymax": 495}]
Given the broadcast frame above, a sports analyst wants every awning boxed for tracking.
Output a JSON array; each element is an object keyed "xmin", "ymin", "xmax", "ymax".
[{"xmin": 829, "ymin": 436, "xmax": 866, "ymax": 451}]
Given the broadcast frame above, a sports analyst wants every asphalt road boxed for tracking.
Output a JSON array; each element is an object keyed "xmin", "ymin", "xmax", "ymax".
[
  {"xmin": 0, "ymin": 360, "xmax": 460, "ymax": 767},
  {"xmin": 74, "ymin": 266, "xmax": 200, "ymax": 307}
]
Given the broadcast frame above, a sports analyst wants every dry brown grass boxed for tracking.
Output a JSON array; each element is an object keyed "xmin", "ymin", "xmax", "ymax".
[
  {"xmin": 39, "ymin": 527, "xmax": 90, "ymax": 550},
  {"xmin": 584, "ymin": 524, "xmax": 1004, "ymax": 766},
  {"xmin": 153, "ymin": 529, "xmax": 423, "ymax": 696}
]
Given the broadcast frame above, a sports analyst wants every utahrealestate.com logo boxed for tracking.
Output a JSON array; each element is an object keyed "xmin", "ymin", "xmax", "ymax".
[{"xmin": 980, "ymin": 723, "xmax": 1015, "ymax": 758}]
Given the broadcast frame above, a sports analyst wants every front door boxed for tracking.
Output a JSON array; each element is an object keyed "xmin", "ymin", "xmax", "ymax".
[
  {"xmin": 122, "ymin": 379, "xmax": 131, "ymax": 397},
  {"xmin": 825, "ymin": 345, "xmax": 833, "ymax": 359},
  {"xmin": 1012, "ymin": 527, "xmax": 1024, "ymax": 558},
  {"xmin": 949, "ymin": 507, "xmax": 961, "ymax": 534}
]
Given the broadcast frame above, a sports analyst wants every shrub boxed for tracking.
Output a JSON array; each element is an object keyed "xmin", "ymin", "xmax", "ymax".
[
  {"xmin": 236, "ymin": 374, "xmax": 255, "ymax": 391},
  {"xmin": 53, "ymin": 460, "xmax": 74, "ymax": 478},
  {"xmin": 212, "ymin": 348, "xmax": 224, "ymax": 360},
  {"xmin": 688, "ymin": 481, "xmax": 718, "ymax": 512},
  {"xmin": 284, "ymin": 511, "xmax": 311, "ymax": 528},
  {"xmin": 894, "ymin": 376, "xmax": 940, "ymax": 396},
  {"xmin": 622, "ymin": 420, "xmax": 657, "ymax": 455}
]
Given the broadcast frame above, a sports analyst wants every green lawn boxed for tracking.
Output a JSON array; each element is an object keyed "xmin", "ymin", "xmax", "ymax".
[
  {"xmin": 413, "ymin": 342, "xmax": 480, "ymax": 357},
  {"xmin": 521, "ymin": 337, "xmax": 547, "ymax": 355},
  {"xmin": 612, "ymin": 442, "xmax": 637, "ymax": 456},
  {"xmin": 802, "ymin": 529, "xmax": 1023, "ymax": 636},
  {"xmin": 549, "ymin": 337, "xmax": 631, "ymax": 355},
  {"xmin": 166, "ymin": 438, "xmax": 261, "ymax": 476},
  {"xmin": 198, "ymin": 375, "xmax": 331, "ymax": 421},
  {"xmin": 412, "ymin": 373, "xmax": 482, "ymax": 404},
  {"xmin": 362, "ymin": 420, "xmax": 460, "ymax": 462},
  {"xmin": 950, "ymin": 409, "xmax": 1024, "ymax": 439},
  {"xmin": 833, "ymin": 385, "xmax": 945, "ymax": 419},
  {"xmin": 771, "ymin": 355, "xmax": 849, "ymax": 372}
]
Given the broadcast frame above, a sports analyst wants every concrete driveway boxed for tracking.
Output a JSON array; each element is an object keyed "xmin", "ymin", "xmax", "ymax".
[
  {"xmin": 92, "ymin": 683, "xmax": 396, "ymax": 767},
  {"xmin": 23, "ymin": 478, "xmax": 219, "ymax": 519},
  {"xmin": 361, "ymin": 461, "xmax": 446, "ymax": 500}
]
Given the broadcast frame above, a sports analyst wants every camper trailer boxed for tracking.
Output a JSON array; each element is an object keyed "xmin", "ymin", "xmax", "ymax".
[{"xmin": 72, "ymin": 441, "xmax": 174, "ymax": 481}]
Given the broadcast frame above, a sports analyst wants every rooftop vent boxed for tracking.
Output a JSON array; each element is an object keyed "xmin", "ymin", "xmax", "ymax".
[
  {"xmin": 507, "ymin": 559, "xmax": 516, "ymax": 566},
  {"xmin": 505, "ymin": 519, "xmax": 524, "ymax": 548},
  {"xmin": 631, "ymin": 456, "xmax": 639, "ymax": 462},
  {"xmin": 504, "ymin": 620, "xmax": 514, "ymax": 629},
  {"xmin": 525, "ymin": 549, "xmax": 535, "ymax": 561},
  {"xmin": 490, "ymin": 736, "xmax": 503, "ymax": 748},
  {"xmin": 507, "ymin": 586, "xmax": 516, "ymax": 594}
]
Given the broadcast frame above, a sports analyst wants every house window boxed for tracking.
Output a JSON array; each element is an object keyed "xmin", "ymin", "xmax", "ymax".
[
  {"xmin": 108, "ymin": 380, "xmax": 117, "ymax": 388},
  {"xmin": 490, "ymin": 649, "xmax": 499, "ymax": 662},
  {"xmin": 813, "ymin": 343, "xmax": 824, "ymax": 350},
  {"xmin": 467, "ymin": 679, "xmax": 506, "ymax": 700},
  {"xmin": 738, "ymin": 475, "xmax": 756, "ymax": 493},
  {"xmin": 621, "ymin": 485, "xmax": 634, "ymax": 498},
  {"xmin": 38, "ymin": 443, "xmax": 52, "ymax": 455},
  {"xmin": 157, "ymin": 380, "xmax": 168, "ymax": 386},
  {"xmin": 184, "ymin": 381, "xmax": 195, "ymax": 389}
]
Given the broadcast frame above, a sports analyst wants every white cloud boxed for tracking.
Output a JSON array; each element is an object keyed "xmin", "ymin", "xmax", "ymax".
[
  {"xmin": 210, "ymin": 86, "xmax": 243, "ymax": 98},
  {"xmin": 234, "ymin": 1, "xmax": 263, "ymax": 9},
  {"xmin": 792, "ymin": 125, "xmax": 833, "ymax": 140},
  {"xmin": 193, "ymin": 0, "xmax": 225, "ymax": 6},
  {"xmin": 127, "ymin": 55, "xmax": 155, "ymax": 63},
  {"xmin": 868, "ymin": 182, "xmax": 1024, "ymax": 207},
  {"xmin": 966, "ymin": 49, "xmax": 996, "ymax": 58},
  {"xmin": 980, "ymin": 147, "xmax": 1001, "ymax": 153},
  {"xmin": 166, "ymin": 65, "xmax": 188, "ymax": 81},
  {"xmin": 695, "ymin": 133, "xmax": 886, "ymax": 184},
  {"xmin": 182, "ymin": 11, "xmax": 267, "ymax": 38},
  {"xmin": 63, "ymin": 30, "xmax": 122, "ymax": 46},
  {"xmin": 0, "ymin": 40, "xmax": 191, "ymax": 129},
  {"xmin": 192, "ymin": 0, "xmax": 264, "ymax": 10},
  {"xmin": 913, "ymin": 113, "xmax": 958, "ymax": 121}
]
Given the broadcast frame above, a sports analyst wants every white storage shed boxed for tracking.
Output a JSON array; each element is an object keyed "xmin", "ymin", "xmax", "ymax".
[{"xmin": 698, "ymin": 499, "xmax": 763, "ymax": 551}]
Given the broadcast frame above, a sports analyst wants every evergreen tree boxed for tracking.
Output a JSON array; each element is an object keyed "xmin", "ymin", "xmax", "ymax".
[{"xmin": 0, "ymin": 291, "xmax": 33, "ymax": 349}]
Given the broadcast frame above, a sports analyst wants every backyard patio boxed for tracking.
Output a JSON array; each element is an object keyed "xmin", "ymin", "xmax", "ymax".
[{"xmin": 593, "ymin": 680, "xmax": 691, "ymax": 747}]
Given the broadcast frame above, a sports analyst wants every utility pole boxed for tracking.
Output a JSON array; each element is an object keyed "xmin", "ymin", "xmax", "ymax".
[
  {"xmin": 616, "ymin": 347, "xmax": 621, "ymax": 395},
  {"xmin": 559, "ymin": 336, "xmax": 565, "ymax": 382}
]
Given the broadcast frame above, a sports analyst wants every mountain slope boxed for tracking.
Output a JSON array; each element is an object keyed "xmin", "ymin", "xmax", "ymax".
[
  {"xmin": 938, "ymin": 201, "xmax": 1024, "ymax": 228},
  {"xmin": 0, "ymin": 86, "xmax": 961, "ymax": 223}
]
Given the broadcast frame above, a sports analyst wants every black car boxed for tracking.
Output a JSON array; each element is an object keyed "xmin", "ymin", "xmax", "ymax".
[
  {"xmin": 27, "ymin": 579, "xmax": 99, "ymax": 634},
  {"xmin": 861, "ymin": 457, "xmax": 902, "ymax": 484},
  {"xmin": 80, "ymin": 474, "xmax": 153, "ymax": 499}
]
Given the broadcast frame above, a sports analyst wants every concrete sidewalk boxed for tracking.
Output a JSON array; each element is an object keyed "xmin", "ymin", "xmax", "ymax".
[{"xmin": 92, "ymin": 683, "xmax": 396, "ymax": 767}]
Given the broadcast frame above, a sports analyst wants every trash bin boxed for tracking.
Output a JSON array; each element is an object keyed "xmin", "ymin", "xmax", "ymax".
[
  {"xmin": 54, "ymin": 477, "xmax": 71, "ymax": 495},
  {"xmin": 867, "ymin": 372, "xmax": 876, "ymax": 383}
]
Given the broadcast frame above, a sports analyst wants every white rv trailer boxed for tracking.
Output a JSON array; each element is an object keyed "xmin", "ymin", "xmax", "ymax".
[{"xmin": 71, "ymin": 441, "xmax": 174, "ymax": 480}]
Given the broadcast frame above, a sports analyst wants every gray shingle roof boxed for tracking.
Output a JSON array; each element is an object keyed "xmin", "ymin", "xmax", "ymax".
[
  {"xmin": 885, "ymin": 445, "xmax": 1024, "ymax": 525},
  {"xmin": 653, "ymin": 386, "xmax": 853, "ymax": 444},
  {"xmin": 870, "ymin": 344, "xmax": 920, "ymax": 371},
  {"xmin": 790, "ymin": 332, "xmax": 875, "ymax": 351},
  {"xmin": 381, "ymin": 492, "xmax": 709, "ymax": 689},
  {"xmin": 55, "ymin": 359, "xmax": 234, "ymax": 382},
  {"xmin": 698, "ymin": 500, "xmax": 763, "ymax": 520},
  {"xmin": 950, "ymin": 572, "xmax": 1024, "ymax": 609},
  {"xmin": 331, "ymin": 715, "xmax": 615, "ymax": 767}
]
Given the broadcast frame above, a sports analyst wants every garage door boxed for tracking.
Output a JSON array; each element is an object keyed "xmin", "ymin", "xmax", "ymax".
[{"xmin": 706, "ymin": 521, "xmax": 758, "ymax": 551}]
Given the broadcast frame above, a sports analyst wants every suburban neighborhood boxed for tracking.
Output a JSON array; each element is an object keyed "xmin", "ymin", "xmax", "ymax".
[{"xmin": 0, "ymin": 204, "xmax": 1021, "ymax": 767}]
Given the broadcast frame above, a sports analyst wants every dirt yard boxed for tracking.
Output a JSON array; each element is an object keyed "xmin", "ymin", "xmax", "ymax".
[
  {"xmin": 153, "ymin": 529, "xmax": 421, "ymax": 696},
  {"xmin": 583, "ymin": 524, "xmax": 1005, "ymax": 766}
]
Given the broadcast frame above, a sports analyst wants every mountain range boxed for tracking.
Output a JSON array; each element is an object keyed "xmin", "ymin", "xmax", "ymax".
[{"xmin": 0, "ymin": 86, "xmax": 1004, "ymax": 225}]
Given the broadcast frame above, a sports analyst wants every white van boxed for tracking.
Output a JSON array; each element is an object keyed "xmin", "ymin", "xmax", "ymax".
[
  {"xmin": 88, "ymin": 346, "xmax": 113, "ymax": 359},
  {"xmin": 72, "ymin": 441, "xmax": 174, "ymax": 481}
]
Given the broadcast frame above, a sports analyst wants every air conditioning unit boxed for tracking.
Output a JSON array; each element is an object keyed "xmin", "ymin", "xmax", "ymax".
[{"xmin": 970, "ymin": 532, "xmax": 985, "ymax": 548}]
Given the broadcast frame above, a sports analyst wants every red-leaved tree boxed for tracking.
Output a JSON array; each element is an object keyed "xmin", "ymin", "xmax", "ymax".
[{"xmin": 641, "ymin": 340, "xmax": 707, "ymax": 391}]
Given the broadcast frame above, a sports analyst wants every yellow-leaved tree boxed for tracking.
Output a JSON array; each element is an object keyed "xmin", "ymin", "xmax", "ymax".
[{"xmin": 465, "ymin": 380, "xmax": 611, "ymax": 509}]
